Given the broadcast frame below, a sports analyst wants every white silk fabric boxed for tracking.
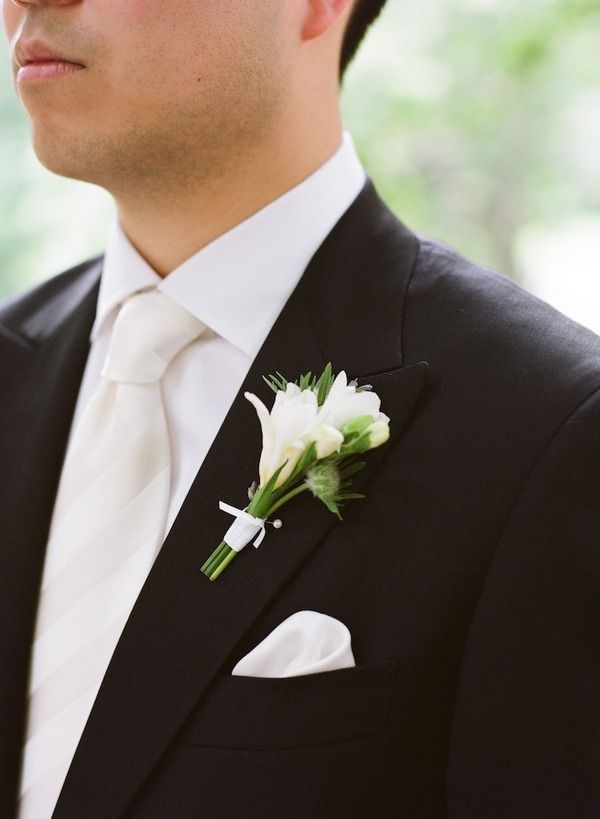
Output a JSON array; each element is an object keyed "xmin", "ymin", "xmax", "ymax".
[
  {"xmin": 18, "ymin": 290, "xmax": 206, "ymax": 819},
  {"xmin": 232, "ymin": 610, "xmax": 356, "ymax": 678}
]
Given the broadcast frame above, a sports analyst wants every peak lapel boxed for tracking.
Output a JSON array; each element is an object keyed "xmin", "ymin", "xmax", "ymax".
[
  {"xmin": 0, "ymin": 261, "xmax": 101, "ymax": 816},
  {"xmin": 54, "ymin": 182, "xmax": 431, "ymax": 818}
]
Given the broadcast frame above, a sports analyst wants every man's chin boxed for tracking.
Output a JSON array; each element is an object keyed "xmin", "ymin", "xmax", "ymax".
[{"xmin": 31, "ymin": 137, "xmax": 95, "ymax": 184}]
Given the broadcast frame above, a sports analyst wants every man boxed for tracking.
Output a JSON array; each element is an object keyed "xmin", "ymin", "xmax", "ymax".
[{"xmin": 2, "ymin": 0, "xmax": 599, "ymax": 816}]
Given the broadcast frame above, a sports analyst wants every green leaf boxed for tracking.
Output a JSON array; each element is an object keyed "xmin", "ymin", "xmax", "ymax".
[
  {"xmin": 298, "ymin": 372, "xmax": 313, "ymax": 391},
  {"xmin": 285, "ymin": 441, "xmax": 318, "ymax": 486},
  {"xmin": 248, "ymin": 461, "xmax": 288, "ymax": 517},
  {"xmin": 339, "ymin": 460, "xmax": 367, "ymax": 479},
  {"xmin": 321, "ymin": 496, "xmax": 343, "ymax": 519},
  {"xmin": 316, "ymin": 362, "xmax": 334, "ymax": 406},
  {"xmin": 263, "ymin": 371, "xmax": 289, "ymax": 394}
]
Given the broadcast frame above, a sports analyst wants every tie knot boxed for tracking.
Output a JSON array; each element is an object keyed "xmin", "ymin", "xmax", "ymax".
[{"xmin": 102, "ymin": 290, "xmax": 206, "ymax": 383}]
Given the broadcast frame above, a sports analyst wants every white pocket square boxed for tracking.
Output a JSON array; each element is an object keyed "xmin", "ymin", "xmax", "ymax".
[{"xmin": 231, "ymin": 610, "xmax": 356, "ymax": 678}]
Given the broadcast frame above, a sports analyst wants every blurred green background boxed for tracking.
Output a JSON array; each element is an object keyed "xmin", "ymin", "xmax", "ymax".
[{"xmin": 2, "ymin": 0, "xmax": 600, "ymax": 330}]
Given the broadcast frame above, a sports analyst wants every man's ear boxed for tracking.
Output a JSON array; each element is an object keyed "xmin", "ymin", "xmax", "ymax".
[{"xmin": 301, "ymin": 0, "xmax": 354, "ymax": 41}]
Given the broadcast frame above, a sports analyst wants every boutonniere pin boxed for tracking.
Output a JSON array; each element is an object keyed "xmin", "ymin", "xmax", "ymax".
[{"xmin": 201, "ymin": 363, "xmax": 390, "ymax": 581}]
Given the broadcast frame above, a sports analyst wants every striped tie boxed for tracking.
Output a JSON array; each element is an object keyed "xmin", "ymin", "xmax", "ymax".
[{"xmin": 18, "ymin": 288, "xmax": 206, "ymax": 818}]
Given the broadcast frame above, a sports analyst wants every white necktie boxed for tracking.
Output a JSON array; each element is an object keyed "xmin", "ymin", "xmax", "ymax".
[{"xmin": 18, "ymin": 288, "xmax": 206, "ymax": 819}]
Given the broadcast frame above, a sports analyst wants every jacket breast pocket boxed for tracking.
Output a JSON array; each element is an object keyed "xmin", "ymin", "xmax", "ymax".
[{"xmin": 177, "ymin": 658, "xmax": 401, "ymax": 750}]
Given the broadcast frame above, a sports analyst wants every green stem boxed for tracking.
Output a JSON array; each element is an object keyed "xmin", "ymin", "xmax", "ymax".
[
  {"xmin": 201, "ymin": 480, "xmax": 310, "ymax": 581},
  {"xmin": 201, "ymin": 540, "xmax": 232, "ymax": 577},
  {"xmin": 208, "ymin": 546, "xmax": 237, "ymax": 581},
  {"xmin": 266, "ymin": 482, "xmax": 310, "ymax": 516}
]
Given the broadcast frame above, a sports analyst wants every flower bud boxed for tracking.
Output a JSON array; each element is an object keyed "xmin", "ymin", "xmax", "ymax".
[
  {"xmin": 341, "ymin": 415, "xmax": 373, "ymax": 438},
  {"xmin": 342, "ymin": 419, "xmax": 390, "ymax": 454},
  {"xmin": 306, "ymin": 461, "xmax": 341, "ymax": 502},
  {"xmin": 366, "ymin": 420, "xmax": 390, "ymax": 449},
  {"xmin": 309, "ymin": 425, "xmax": 344, "ymax": 459}
]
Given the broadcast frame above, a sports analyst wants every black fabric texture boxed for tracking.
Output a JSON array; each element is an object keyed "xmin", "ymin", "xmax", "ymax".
[{"xmin": 1, "ymin": 180, "xmax": 599, "ymax": 818}]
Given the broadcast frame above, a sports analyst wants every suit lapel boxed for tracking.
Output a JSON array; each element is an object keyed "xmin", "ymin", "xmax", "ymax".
[
  {"xmin": 0, "ymin": 260, "xmax": 101, "ymax": 817},
  {"xmin": 52, "ymin": 182, "xmax": 430, "ymax": 818}
]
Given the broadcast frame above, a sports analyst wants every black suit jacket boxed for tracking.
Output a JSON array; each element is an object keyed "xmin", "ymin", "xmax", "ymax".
[{"xmin": 1, "ymin": 180, "xmax": 600, "ymax": 818}]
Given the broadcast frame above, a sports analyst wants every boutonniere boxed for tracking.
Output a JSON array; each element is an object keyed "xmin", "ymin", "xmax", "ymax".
[{"xmin": 201, "ymin": 363, "xmax": 390, "ymax": 581}]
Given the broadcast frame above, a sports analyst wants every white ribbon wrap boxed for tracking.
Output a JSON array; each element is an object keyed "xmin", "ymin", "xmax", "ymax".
[{"xmin": 219, "ymin": 501, "xmax": 270, "ymax": 552}]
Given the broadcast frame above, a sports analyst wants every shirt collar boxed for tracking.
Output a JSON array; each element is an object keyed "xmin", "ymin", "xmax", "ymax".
[{"xmin": 92, "ymin": 131, "xmax": 366, "ymax": 356}]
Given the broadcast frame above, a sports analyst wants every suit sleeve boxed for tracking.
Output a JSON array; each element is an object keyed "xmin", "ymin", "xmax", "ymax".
[{"xmin": 447, "ymin": 384, "xmax": 600, "ymax": 819}]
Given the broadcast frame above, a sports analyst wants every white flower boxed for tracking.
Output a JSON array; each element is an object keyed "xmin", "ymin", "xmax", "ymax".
[
  {"xmin": 245, "ymin": 371, "xmax": 389, "ymax": 490},
  {"xmin": 204, "ymin": 367, "xmax": 393, "ymax": 581},
  {"xmin": 245, "ymin": 384, "xmax": 318, "ymax": 488},
  {"xmin": 316, "ymin": 371, "xmax": 386, "ymax": 429},
  {"xmin": 308, "ymin": 424, "xmax": 344, "ymax": 459}
]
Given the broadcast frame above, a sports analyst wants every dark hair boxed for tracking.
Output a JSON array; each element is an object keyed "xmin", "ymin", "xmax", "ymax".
[{"xmin": 340, "ymin": 0, "xmax": 389, "ymax": 79}]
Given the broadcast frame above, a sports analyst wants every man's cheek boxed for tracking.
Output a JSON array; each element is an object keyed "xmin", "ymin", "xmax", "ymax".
[{"xmin": 3, "ymin": 4, "xmax": 22, "ymax": 44}]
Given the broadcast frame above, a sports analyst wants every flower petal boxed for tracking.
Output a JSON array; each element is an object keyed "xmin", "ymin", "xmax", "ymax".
[
  {"xmin": 309, "ymin": 425, "xmax": 344, "ymax": 459},
  {"xmin": 316, "ymin": 371, "xmax": 382, "ymax": 430}
]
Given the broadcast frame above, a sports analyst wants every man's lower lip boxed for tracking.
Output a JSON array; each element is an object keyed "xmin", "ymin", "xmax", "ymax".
[{"xmin": 17, "ymin": 61, "xmax": 85, "ymax": 83}]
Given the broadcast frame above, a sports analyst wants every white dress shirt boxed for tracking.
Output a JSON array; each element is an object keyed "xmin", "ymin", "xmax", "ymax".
[
  {"xmin": 70, "ymin": 132, "xmax": 366, "ymax": 540},
  {"xmin": 18, "ymin": 132, "xmax": 365, "ymax": 819}
]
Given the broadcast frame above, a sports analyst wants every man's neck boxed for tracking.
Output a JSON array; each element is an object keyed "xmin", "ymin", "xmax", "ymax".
[{"xmin": 114, "ymin": 122, "xmax": 343, "ymax": 278}]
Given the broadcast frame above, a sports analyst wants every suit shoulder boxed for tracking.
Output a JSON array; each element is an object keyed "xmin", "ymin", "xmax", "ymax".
[
  {"xmin": 407, "ymin": 234, "xmax": 600, "ymax": 390},
  {"xmin": 0, "ymin": 255, "xmax": 102, "ymax": 343},
  {"xmin": 400, "ymin": 234, "xmax": 600, "ymax": 493}
]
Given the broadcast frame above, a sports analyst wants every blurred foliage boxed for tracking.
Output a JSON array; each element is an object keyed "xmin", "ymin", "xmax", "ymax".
[
  {"xmin": 1, "ymin": 0, "xmax": 599, "ymax": 296},
  {"xmin": 342, "ymin": 0, "xmax": 600, "ymax": 281}
]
